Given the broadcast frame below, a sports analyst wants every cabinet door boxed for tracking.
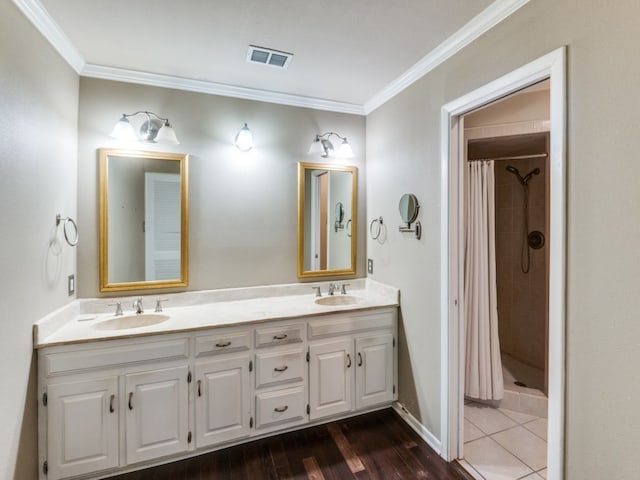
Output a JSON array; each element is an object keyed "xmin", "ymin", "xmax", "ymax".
[
  {"xmin": 47, "ymin": 377, "xmax": 118, "ymax": 480},
  {"xmin": 309, "ymin": 339, "xmax": 353, "ymax": 420},
  {"xmin": 195, "ymin": 355, "xmax": 250, "ymax": 448},
  {"xmin": 355, "ymin": 333, "xmax": 395, "ymax": 410},
  {"xmin": 125, "ymin": 366, "xmax": 189, "ymax": 464}
]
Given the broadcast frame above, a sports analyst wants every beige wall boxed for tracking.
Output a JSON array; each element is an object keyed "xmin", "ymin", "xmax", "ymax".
[
  {"xmin": 367, "ymin": 0, "xmax": 640, "ymax": 478},
  {"xmin": 77, "ymin": 78, "xmax": 366, "ymax": 297},
  {"xmin": 0, "ymin": 3, "xmax": 79, "ymax": 479}
]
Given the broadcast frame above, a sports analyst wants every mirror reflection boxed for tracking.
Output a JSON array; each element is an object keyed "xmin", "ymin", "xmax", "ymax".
[
  {"xmin": 298, "ymin": 162, "xmax": 357, "ymax": 278},
  {"xmin": 99, "ymin": 149, "xmax": 189, "ymax": 292}
]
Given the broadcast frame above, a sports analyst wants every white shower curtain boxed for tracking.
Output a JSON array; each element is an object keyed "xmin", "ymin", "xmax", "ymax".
[{"xmin": 464, "ymin": 161, "xmax": 503, "ymax": 401}]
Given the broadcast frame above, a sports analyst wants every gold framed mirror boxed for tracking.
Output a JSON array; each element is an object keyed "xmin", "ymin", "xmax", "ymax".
[
  {"xmin": 297, "ymin": 162, "xmax": 357, "ymax": 278},
  {"xmin": 99, "ymin": 148, "xmax": 189, "ymax": 292}
]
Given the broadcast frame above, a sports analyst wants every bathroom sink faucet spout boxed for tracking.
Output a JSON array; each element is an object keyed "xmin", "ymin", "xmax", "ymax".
[{"xmin": 133, "ymin": 298, "xmax": 144, "ymax": 314}]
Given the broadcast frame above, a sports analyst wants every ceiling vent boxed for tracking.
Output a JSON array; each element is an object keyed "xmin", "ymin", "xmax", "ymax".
[{"xmin": 246, "ymin": 45, "xmax": 293, "ymax": 69}]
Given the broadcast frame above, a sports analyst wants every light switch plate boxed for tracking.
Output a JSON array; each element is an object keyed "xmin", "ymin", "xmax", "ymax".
[
  {"xmin": 367, "ymin": 258, "xmax": 374, "ymax": 274},
  {"xmin": 68, "ymin": 274, "xmax": 75, "ymax": 296}
]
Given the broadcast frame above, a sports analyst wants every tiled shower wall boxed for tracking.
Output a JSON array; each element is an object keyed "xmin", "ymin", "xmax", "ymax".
[{"xmin": 494, "ymin": 157, "xmax": 549, "ymax": 378}]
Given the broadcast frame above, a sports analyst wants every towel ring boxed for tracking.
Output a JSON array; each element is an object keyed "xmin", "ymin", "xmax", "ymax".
[
  {"xmin": 56, "ymin": 214, "xmax": 78, "ymax": 247},
  {"xmin": 369, "ymin": 217, "xmax": 383, "ymax": 240}
]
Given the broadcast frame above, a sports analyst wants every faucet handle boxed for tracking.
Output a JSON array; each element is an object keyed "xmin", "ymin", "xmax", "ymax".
[
  {"xmin": 107, "ymin": 301, "xmax": 123, "ymax": 316},
  {"xmin": 340, "ymin": 283, "xmax": 351, "ymax": 295},
  {"xmin": 311, "ymin": 286, "xmax": 322, "ymax": 297},
  {"xmin": 155, "ymin": 298, "xmax": 168, "ymax": 312}
]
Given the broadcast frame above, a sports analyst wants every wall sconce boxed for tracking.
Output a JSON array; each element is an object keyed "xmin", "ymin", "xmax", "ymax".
[
  {"xmin": 234, "ymin": 123, "xmax": 254, "ymax": 151},
  {"xmin": 110, "ymin": 111, "xmax": 180, "ymax": 144},
  {"xmin": 308, "ymin": 131, "xmax": 354, "ymax": 159}
]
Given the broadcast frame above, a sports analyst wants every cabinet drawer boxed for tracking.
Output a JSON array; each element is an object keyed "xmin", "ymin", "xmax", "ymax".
[
  {"xmin": 195, "ymin": 330, "xmax": 251, "ymax": 357},
  {"xmin": 308, "ymin": 310, "xmax": 395, "ymax": 339},
  {"xmin": 255, "ymin": 348, "xmax": 305, "ymax": 388},
  {"xmin": 255, "ymin": 386, "xmax": 305, "ymax": 429},
  {"xmin": 255, "ymin": 323, "xmax": 304, "ymax": 347}
]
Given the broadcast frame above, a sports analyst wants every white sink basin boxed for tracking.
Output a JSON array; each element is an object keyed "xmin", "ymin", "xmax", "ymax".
[
  {"xmin": 92, "ymin": 314, "xmax": 170, "ymax": 331},
  {"xmin": 315, "ymin": 295, "xmax": 362, "ymax": 306}
]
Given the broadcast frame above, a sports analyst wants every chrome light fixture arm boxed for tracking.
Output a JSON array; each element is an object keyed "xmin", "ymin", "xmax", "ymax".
[
  {"xmin": 110, "ymin": 110, "xmax": 179, "ymax": 144},
  {"xmin": 308, "ymin": 131, "xmax": 354, "ymax": 158}
]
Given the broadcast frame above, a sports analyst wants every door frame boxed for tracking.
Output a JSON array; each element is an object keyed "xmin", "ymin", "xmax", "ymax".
[{"xmin": 439, "ymin": 47, "xmax": 566, "ymax": 479}]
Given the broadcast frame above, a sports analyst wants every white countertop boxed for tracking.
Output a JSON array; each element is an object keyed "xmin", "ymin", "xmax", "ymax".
[{"xmin": 34, "ymin": 279, "xmax": 399, "ymax": 348}]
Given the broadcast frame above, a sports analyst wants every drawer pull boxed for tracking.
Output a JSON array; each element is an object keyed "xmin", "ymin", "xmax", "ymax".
[
  {"xmin": 128, "ymin": 392, "xmax": 134, "ymax": 410},
  {"xmin": 197, "ymin": 380, "xmax": 202, "ymax": 397},
  {"xmin": 346, "ymin": 353, "xmax": 352, "ymax": 368},
  {"xmin": 272, "ymin": 334, "xmax": 288, "ymax": 340},
  {"xmin": 109, "ymin": 394, "xmax": 115, "ymax": 413},
  {"xmin": 215, "ymin": 341, "xmax": 232, "ymax": 348},
  {"xmin": 273, "ymin": 365, "xmax": 289, "ymax": 372},
  {"xmin": 357, "ymin": 352, "xmax": 363, "ymax": 367},
  {"xmin": 274, "ymin": 405, "xmax": 289, "ymax": 413}
]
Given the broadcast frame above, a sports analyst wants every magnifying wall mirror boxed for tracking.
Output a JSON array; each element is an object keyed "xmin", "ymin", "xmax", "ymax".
[
  {"xmin": 99, "ymin": 149, "xmax": 189, "ymax": 292},
  {"xmin": 298, "ymin": 162, "xmax": 357, "ymax": 278},
  {"xmin": 399, "ymin": 193, "xmax": 419, "ymax": 224}
]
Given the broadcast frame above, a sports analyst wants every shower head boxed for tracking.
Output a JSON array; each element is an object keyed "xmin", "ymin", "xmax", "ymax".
[
  {"xmin": 522, "ymin": 168, "xmax": 541, "ymax": 185},
  {"xmin": 506, "ymin": 165, "xmax": 540, "ymax": 185},
  {"xmin": 506, "ymin": 165, "xmax": 524, "ymax": 185}
]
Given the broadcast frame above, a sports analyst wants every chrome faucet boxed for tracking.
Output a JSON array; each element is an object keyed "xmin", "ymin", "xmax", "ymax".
[
  {"xmin": 108, "ymin": 301, "xmax": 123, "ymax": 316},
  {"xmin": 328, "ymin": 283, "xmax": 339, "ymax": 295},
  {"xmin": 133, "ymin": 298, "xmax": 144, "ymax": 314}
]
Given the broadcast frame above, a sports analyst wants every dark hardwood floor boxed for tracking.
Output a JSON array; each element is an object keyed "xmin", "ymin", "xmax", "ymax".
[{"xmin": 113, "ymin": 408, "xmax": 473, "ymax": 480}]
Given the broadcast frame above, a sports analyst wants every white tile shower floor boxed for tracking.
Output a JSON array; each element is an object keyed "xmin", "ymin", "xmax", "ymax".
[{"xmin": 461, "ymin": 402, "xmax": 547, "ymax": 480}]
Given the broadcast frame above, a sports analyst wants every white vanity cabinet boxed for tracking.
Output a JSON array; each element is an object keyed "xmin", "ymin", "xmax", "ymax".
[
  {"xmin": 253, "ymin": 323, "xmax": 307, "ymax": 432},
  {"xmin": 38, "ymin": 336, "xmax": 191, "ymax": 480},
  {"xmin": 308, "ymin": 309, "xmax": 397, "ymax": 421},
  {"xmin": 193, "ymin": 329, "xmax": 252, "ymax": 448},
  {"xmin": 124, "ymin": 366, "xmax": 190, "ymax": 464},
  {"xmin": 46, "ymin": 377, "xmax": 119, "ymax": 479},
  {"xmin": 37, "ymin": 306, "xmax": 397, "ymax": 480}
]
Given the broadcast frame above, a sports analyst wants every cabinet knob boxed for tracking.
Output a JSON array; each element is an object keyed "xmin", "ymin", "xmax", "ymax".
[
  {"xmin": 273, "ymin": 334, "xmax": 288, "ymax": 340},
  {"xmin": 109, "ymin": 394, "xmax": 115, "ymax": 413},
  {"xmin": 197, "ymin": 380, "xmax": 202, "ymax": 397},
  {"xmin": 274, "ymin": 405, "xmax": 289, "ymax": 413},
  {"xmin": 346, "ymin": 354, "xmax": 352, "ymax": 368},
  {"xmin": 273, "ymin": 365, "xmax": 288, "ymax": 372},
  {"xmin": 357, "ymin": 352, "xmax": 363, "ymax": 367},
  {"xmin": 215, "ymin": 341, "xmax": 231, "ymax": 348},
  {"xmin": 128, "ymin": 392, "xmax": 134, "ymax": 410}
]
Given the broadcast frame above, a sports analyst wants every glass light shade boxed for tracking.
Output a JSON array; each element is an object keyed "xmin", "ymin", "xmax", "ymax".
[
  {"xmin": 336, "ymin": 139, "xmax": 355, "ymax": 159},
  {"xmin": 234, "ymin": 123, "xmax": 254, "ymax": 151},
  {"xmin": 307, "ymin": 137, "xmax": 324, "ymax": 155},
  {"xmin": 155, "ymin": 121, "xmax": 180, "ymax": 144},
  {"xmin": 109, "ymin": 116, "xmax": 138, "ymax": 141}
]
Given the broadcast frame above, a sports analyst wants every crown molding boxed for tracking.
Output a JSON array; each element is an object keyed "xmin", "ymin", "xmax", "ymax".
[
  {"xmin": 15, "ymin": 0, "xmax": 528, "ymax": 116},
  {"xmin": 12, "ymin": 0, "xmax": 84, "ymax": 73},
  {"xmin": 363, "ymin": 0, "xmax": 530, "ymax": 114},
  {"xmin": 81, "ymin": 64, "xmax": 366, "ymax": 115}
]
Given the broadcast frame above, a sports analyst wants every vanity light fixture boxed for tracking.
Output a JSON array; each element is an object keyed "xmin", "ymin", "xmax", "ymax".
[
  {"xmin": 110, "ymin": 111, "xmax": 180, "ymax": 144},
  {"xmin": 308, "ymin": 132, "xmax": 354, "ymax": 159},
  {"xmin": 234, "ymin": 123, "xmax": 255, "ymax": 151}
]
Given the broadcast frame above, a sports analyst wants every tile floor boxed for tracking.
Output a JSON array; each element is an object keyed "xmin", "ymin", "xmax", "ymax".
[{"xmin": 461, "ymin": 401, "xmax": 547, "ymax": 480}]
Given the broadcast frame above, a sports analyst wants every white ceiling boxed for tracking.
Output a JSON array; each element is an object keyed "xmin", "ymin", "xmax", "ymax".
[{"xmin": 18, "ymin": 0, "xmax": 528, "ymax": 114}]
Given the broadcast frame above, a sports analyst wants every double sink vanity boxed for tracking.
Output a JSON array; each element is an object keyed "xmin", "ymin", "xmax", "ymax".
[
  {"xmin": 34, "ymin": 279, "xmax": 399, "ymax": 480},
  {"xmin": 34, "ymin": 149, "xmax": 399, "ymax": 479}
]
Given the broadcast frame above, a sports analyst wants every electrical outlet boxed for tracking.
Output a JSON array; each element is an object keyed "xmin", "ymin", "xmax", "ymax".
[
  {"xmin": 68, "ymin": 274, "xmax": 75, "ymax": 296},
  {"xmin": 367, "ymin": 258, "xmax": 374, "ymax": 274}
]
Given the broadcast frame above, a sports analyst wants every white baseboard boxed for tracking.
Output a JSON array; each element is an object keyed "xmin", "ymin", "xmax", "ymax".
[{"xmin": 392, "ymin": 402, "xmax": 442, "ymax": 455}]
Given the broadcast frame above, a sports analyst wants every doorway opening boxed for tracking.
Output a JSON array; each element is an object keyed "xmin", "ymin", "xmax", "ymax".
[{"xmin": 440, "ymin": 48, "xmax": 566, "ymax": 480}]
